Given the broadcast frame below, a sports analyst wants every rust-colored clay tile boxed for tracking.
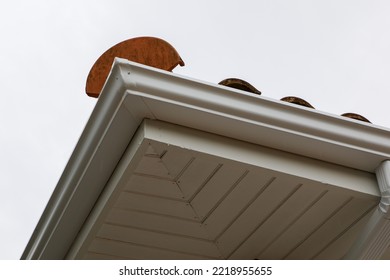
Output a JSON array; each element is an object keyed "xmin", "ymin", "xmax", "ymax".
[
  {"xmin": 280, "ymin": 96, "xmax": 315, "ymax": 109},
  {"xmin": 341, "ymin": 113, "xmax": 371, "ymax": 123},
  {"xmin": 86, "ymin": 37, "xmax": 373, "ymax": 124},
  {"xmin": 86, "ymin": 37, "xmax": 185, "ymax": 98},
  {"xmin": 219, "ymin": 78, "xmax": 261, "ymax": 95}
]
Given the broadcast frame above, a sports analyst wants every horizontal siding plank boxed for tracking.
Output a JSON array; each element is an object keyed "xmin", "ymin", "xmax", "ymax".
[
  {"xmin": 114, "ymin": 192, "xmax": 198, "ymax": 220},
  {"xmin": 124, "ymin": 174, "xmax": 184, "ymax": 200},
  {"xmin": 286, "ymin": 197, "xmax": 378, "ymax": 259},
  {"xmin": 256, "ymin": 189, "xmax": 352, "ymax": 260},
  {"xmin": 190, "ymin": 164, "xmax": 247, "ymax": 220},
  {"xmin": 134, "ymin": 156, "xmax": 173, "ymax": 179},
  {"xmin": 314, "ymin": 207, "xmax": 376, "ymax": 259},
  {"xmin": 97, "ymin": 224, "xmax": 222, "ymax": 258},
  {"xmin": 88, "ymin": 238, "xmax": 212, "ymax": 260},
  {"xmin": 106, "ymin": 208, "xmax": 211, "ymax": 239},
  {"xmin": 203, "ymin": 170, "xmax": 275, "ymax": 239},
  {"xmin": 177, "ymin": 157, "xmax": 221, "ymax": 200},
  {"xmin": 380, "ymin": 245, "xmax": 390, "ymax": 260},
  {"xmin": 160, "ymin": 146, "xmax": 194, "ymax": 179},
  {"xmin": 230, "ymin": 183, "xmax": 327, "ymax": 259},
  {"xmin": 216, "ymin": 176, "xmax": 301, "ymax": 258}
]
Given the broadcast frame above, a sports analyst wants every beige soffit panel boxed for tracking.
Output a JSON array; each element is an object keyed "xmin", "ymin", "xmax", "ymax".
[{"xmin": 66, "ymin": 120, "xmax": 380, "ymax": 260}]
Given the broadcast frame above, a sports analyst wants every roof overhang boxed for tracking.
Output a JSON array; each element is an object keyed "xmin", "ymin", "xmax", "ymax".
[
  {"xmin": 118, "ymin": 59, "xmax": 390, "ymax": 173},
  {"xmin": 22, "ymin": 59, "xmax": 390, "ymax": 259}
]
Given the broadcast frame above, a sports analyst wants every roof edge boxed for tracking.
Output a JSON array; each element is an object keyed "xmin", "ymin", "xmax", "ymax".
[
  {"xmin": 21, "ymin": 61, "xmax": 135, "ymax": 259},
  {"xmin": 115, "ymin": 58, "xmax": 390, "ymax": 172}
]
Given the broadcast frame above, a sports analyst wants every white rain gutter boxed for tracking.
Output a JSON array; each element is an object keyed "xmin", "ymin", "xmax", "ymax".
[
  {"xmin": 22, "ymin": 58, "xmax": 390, "ymax": 259},
  {"xmin": 120, "ymin": 60, "xmax": 390, "ymax": 173}
]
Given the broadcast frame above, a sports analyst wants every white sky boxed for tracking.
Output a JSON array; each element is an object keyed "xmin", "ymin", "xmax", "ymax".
[{"xmin": 1, "ymin": 0, "xmax": 390, "ymax": 259}]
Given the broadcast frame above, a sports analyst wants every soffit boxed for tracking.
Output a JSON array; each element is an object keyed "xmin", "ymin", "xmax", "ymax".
[
  {"xmin": 67, "ymin": 120, "xmax": 380, "ymax": 260},
  {"xmin": 381, "ymin": 245, "xmax": 390, "ymax": 260}
]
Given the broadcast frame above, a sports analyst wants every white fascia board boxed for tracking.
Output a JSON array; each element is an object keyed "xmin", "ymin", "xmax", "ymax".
[{"xmin": 118, "ymin": 58, "xmax": 390, "ymax": 172}]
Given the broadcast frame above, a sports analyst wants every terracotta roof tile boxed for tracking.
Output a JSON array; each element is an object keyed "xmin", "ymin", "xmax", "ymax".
[
  {"xmin": 218, "ymin": 78, "xmax": 370, "ymax": 123},
  {"xmin": 341, "ymin": 113, "xmax": 371, "ymax": 123},
  {"xmin": 218, "ymin": 78, "xmax": 261, "ymax": 95},
  {"xmin": 86, "ymin": 37, "xmax": 371, "ymax": 124},
  {"xmin": 280, "ymin": 96, "xmax": 314, "ymax": 109}
]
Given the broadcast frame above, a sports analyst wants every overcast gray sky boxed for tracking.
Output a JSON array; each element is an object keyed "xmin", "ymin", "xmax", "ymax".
[{"xmin": 1, "ymin": 0, "xmax": 390, "ymax": 259}]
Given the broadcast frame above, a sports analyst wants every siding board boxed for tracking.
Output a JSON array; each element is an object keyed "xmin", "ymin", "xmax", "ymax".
[
  {"xmin": 285, "ymin": 197, "xmax": 378, "ymax": 259},
  {"xmin": 230, "ymin": 183, "xmax": 327, "ymax": 259},
  {"xmin": 176, "ymin": 158, "xmax": 221, "ymax": 200},
  {"xmin": 190, "ymin": 164, "xmax": 247, "ymax": 220},
  {"xmin": 88, "ymin": 238, "xmax": 212, "ymax": 260},
  {"xmin": 124, "ymin": 174, "xmax": 184, "ymax": 200},
  {"xmin": 106, "ymin": 208, "xmax": 210, "ymax": 239},
  {"xmin": 97, "ymin": 224, "xmax": 222, "ymax": 258},
  {"xmin": 203, "ymin": 170, "xmax": 275, "ymax": 239},
  {"xmin": 114, "ymin": 192, "xmax": 198, "ymax": 220},
  {"xmin": 256, "ymin": 189, "xmax": 353, "ymax": 259},
  {"xmin": 215, "ymin": 176, "xmax": 302, "ymax": 258}
]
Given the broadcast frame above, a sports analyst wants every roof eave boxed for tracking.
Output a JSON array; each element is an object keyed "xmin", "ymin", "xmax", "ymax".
[
  {"xmin": 22, "ymin": 58, "xmax": 390, "ymax": 259},
  {"xmin": 117, "ymin": 58, "xmax": 390, "ymax": 173}
]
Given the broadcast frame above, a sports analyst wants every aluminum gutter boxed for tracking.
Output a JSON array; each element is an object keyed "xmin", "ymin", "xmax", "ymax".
[
  {"xmin": 118, "ymin": 59, "xmax": 390, "ymax": 173},
  {"xmin": 22, "ymin": 58, "xmax": 390, "ymax": 259}
]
